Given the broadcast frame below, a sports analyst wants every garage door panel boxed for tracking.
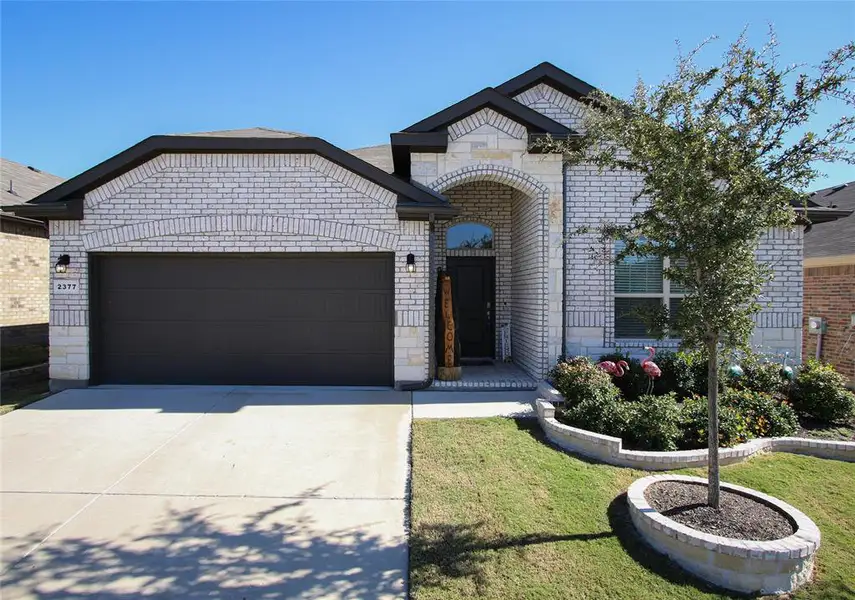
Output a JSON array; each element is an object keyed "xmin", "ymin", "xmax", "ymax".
[
  {"xmin": 103, "ymin": 321, "xmax": 393, "ymax": 355},
  {"xmin": 98, "ymin": 352, "xmax": 391, "ymax": 386},
  {"xmin": 102, "ymin": 289, "xmax": 394, "ymax": 322},
  {"xmin": 101, "ymin": 256, "xmax": 391, "ymax": 291},
  {"xmin": 94, "ymin": 254, "xmax": 394, "ymax": 385}
]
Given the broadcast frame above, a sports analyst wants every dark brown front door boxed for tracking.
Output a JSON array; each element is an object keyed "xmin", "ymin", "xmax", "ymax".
[
  {"xmin": 446, "ymin": 257, "xmax": 495, "ymax": 359},
  {"xmin": 90, "ymin": 253, "xmax": 394, "ymax": 386}
]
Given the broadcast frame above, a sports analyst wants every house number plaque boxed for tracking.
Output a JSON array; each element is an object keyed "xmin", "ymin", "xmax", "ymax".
[{"xmin": 54, "ymin": 280, "xmax": 80, "ymax": 292}]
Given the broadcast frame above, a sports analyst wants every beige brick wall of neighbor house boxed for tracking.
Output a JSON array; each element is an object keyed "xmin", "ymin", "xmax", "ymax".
[
  {"xmin": 0, "ymin": 228, "xmax": 49, "ymax": 327},
  {"xmin": 48, "ymin": 153, "xmax": 430, "ymax": 385},
  {"xmin": 515, "ymin": 84, "xmax": 805, "ymax": 362}
]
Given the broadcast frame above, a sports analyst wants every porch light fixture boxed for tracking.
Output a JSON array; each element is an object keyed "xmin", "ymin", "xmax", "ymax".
[
  {"xmin": 55, "ymin": 254, "xmax": 71, "ymax": 274},
  {"xmin": 406, "ymin": 253, "xmax": 416, "ymax": 273}
]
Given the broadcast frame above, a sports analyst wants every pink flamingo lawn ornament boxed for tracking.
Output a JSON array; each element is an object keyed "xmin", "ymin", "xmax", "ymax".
[
  {"xmin": 642, "ymin": 346, "xmax": 662, "ymax": 393},
  {"xmin": 597, "ymin": 359, "xmax": 629, "ymax": 378}
]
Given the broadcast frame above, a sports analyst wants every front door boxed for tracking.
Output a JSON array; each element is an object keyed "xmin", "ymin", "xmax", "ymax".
[{"xmin": 446, "ymin": 257, "xmax": 495, "ymax": 359}]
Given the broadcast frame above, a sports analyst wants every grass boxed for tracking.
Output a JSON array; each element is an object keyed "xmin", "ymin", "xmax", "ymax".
[
  {"xmin": 797, "ymin": 418, "xmax": 855, "ymax": 442},
  {"xmin": 410, "ymin": 418, "xmax": 855, "ymax": 600},
  {"xmin": 0, "ymin": 380, "xmax": 51, "ymax": 416}
]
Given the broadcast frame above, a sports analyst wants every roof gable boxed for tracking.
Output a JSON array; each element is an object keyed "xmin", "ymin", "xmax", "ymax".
[
  {"xmin": 402, "ymin": 88, "xmax": 574, "ymax": 136},
  {"xmin": 4, "ymin": 135, "xmax": 456, "ymax": 221},
  {"xmin": 495, "ymin": 61, "xmax": 597, "ymax": 101}
]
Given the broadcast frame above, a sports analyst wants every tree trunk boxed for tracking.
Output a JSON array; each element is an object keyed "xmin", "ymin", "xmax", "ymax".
[{"xmin": 707, "ymin": 339, "xmax": 721, "ymax": 509}]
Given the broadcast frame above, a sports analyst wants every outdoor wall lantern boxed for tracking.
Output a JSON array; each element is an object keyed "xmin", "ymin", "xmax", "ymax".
[
  {"xmin": 55, "ymin": 254, "xmax": 71, "ymax": 274},
  {"xmin": 406, "ymin": 253, "xmax": 416, "ymax": 273}
]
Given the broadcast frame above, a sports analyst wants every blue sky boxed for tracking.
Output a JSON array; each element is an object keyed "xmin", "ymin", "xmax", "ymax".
[{"xmin": 2, "ymin": 2, "xmax": 853, "ymax": 186}]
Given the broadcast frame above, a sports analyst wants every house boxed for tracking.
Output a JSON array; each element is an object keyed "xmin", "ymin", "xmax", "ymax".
[
  {"xmin": 803, "ymin": 181, "xmax": 855, "ymax": 384},
  {"xmin": 4, "ymin": 63, "xmax": 848, "ymax": 391},
  {"xmin": 1, "ymin": 159, "xmax": 63, "ymax": 360}
]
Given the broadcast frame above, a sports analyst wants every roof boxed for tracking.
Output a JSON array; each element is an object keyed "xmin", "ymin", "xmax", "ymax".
[
  {"xmin": 3, "ymin": 133, "xmax": 456, "ymax": 221},
  {"xmin": 1, "ymin": 158, "xmax": 64, "ymax": 207},
  {"xmin": 494, "ymin": 61, "xmax": 597, "ymax": 101},
  {"xmin": 804, "ymin": 181, "xmax": 855, "ymax": 259},
  {"xmin": 171, "ymin": 127, "xmax": 308, "ymax": 138},
  {"xmin": 348, "ymin": 144, "xmax": 394, "ymax": 173},
  {"xmin": 402, "ymin": 87, "xmax": 575, "ymax": 135}
]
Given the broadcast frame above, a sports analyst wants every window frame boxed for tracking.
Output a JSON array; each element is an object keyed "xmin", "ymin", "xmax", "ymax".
[{"xmin": 614, "ymin": 255, "xmax": 685, "ymax": 339}]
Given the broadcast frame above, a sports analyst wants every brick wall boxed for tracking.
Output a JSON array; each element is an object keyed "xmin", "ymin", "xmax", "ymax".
[
  {"xmin": 519, "ymin": 83, "xmax": 804, "ymax": 362},
  {"xmin": 0, "ymin": 227, "xmax": 49, "ymax": 327},
  {"xmin": 511, "ymin": 188, "xmax": 545, "ymax": 376},
  {"xmin": 803, "ymin": 263, "xmax": 855, "ymax": 381},
  {"xmin": 49, "ymin": 153, "xmax": 430, "ymax": 385},
  {"xmin": 412, "ymin": 110, "xmax": 565, "ymax": 377}
]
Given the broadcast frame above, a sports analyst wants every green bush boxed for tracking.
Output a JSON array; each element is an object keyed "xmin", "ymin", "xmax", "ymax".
[
  {"xmin": 678, "ymin": 394, "xmax": 749, "ymax": 450},
  {"xmin": 549, "ymin": 357, "xmax": 619, "ymax": 408},
  {"xmin": 653, "ymin": 351, "xmax": 699, "ymax": 399},
  {"xmin": 556, "ymin": 390, "xmax": 630, "ymax": 439},
  {"xmin": 624, "ymin": 393, "xmax": 682, "ymax": 451},
  {"xmin": 596, "ymin": 352, "xmax": 647, "ymax": 401},
  {"xmin": 791, "ymin": 360, "xmax": 855, "ymax": 424},
  {"xmin": 727, "ymin": 353, "xmax": 789, "ymax": 397},
  {"xmin": 721, "ymin": 389, "xmax": 799, "ymax": 438}
]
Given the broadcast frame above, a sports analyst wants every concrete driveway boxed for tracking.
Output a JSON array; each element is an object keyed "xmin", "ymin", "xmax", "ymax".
[{"xmin": 0, "ymin": 386, "xmax": 411, "ymax": 599}]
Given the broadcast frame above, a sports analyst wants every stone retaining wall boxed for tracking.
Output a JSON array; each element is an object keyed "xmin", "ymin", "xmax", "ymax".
[
  {"xmin": 533, "ymin": 384, "xmax": 855, "ymax": 470},
  {"xmin": 627, "ymin": 475, "xmax": 819, "ymax": 594}
]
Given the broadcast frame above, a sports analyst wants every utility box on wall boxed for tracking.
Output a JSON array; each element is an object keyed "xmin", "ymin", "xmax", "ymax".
[{"xmin": 807, "ymin": 316, "xmax": 827, "ymax": 334}]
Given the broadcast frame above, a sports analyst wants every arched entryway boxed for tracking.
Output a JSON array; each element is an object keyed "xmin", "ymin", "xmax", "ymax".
[{"xmin": 430, "ymin": 165, "xmax": 551, "ymax": 378}]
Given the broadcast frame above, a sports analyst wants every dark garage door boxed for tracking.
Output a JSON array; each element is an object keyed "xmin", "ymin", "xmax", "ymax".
[{"xmin": 91, "ymin": 253, "xmax": 394, "ymax": 386}]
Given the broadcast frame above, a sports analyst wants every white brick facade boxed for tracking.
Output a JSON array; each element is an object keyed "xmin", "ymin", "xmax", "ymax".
[
  {"xmin": 49, "ymin": 153, "xmax": 430, "ymax": 385},
  {"xmin": 43, "ymin": 76, "xmax": 806, "ymax": 388},
  {"xmin": 412, "ymin": 117, "xmax": 565, "ymax": 378},
  {"xmin": 517, "ymin": 85, "xmax": 804, "ymax": 361}
]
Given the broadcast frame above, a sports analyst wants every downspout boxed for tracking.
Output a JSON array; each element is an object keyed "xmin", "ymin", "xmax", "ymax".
[
  {"xmin": 399, "ymin": 212, "xmax": 436, "ymax": 391},
  {"xmin": 561, "ymin": 161, "xmax": 568, "ymax": 361}
]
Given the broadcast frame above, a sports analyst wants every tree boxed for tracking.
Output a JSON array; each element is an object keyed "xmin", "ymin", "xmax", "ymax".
[{"xmin": 537, "ymin": 30, "xmax": 855, "ymax": 508}]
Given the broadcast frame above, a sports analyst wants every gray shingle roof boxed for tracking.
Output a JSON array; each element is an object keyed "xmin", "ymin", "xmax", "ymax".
[
  {"xmin": 804, "ymin": 181, "xmax": 855, "ymax": 259},
  {"xmin": 1, "ymin": 158, "xmax": 64, "ymax": 207},
  {"xmin": 348, "ymin": 144, "xmax": 394, "ymax": 173},
  {"xmin": 172, "ymin": 127, "xmax": 308, "ymax": 138}
]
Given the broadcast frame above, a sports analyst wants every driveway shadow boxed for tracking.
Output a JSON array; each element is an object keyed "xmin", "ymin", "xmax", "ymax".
[{"xmin": 1, "ymin": 491, "xmax": 405, "ymax": 599}]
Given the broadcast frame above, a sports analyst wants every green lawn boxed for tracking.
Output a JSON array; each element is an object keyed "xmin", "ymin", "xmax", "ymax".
[{"xmin": 410, "ymin": 418, "xmax": 855, "ymax": 600}]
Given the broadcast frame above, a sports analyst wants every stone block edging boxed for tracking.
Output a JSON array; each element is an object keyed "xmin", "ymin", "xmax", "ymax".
[
  {"xmin": 534, "ymin": 382, "xmax": 855, "ymax": 470},
  {"xmin": 627, "ymin": 474, "xmax": 819, "ymax": 594}
]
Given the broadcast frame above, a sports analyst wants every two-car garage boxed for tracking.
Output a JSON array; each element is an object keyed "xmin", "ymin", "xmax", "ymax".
[{"xmin": 89, "ymin": 253, "xmax": 395, "ymax": 386}]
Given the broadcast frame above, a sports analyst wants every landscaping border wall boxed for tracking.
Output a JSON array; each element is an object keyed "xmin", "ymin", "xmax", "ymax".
[
  {"xmin": 627, "ymin": 475, "xmax": 819, "ymax": 594},
  {"xmin": 534, "ymin": 384, "xmax": 855, "ymax": 470}
]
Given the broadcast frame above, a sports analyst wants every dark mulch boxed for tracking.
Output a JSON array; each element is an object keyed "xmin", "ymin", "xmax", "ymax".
[{"xmin": 644, "ymin": 481, "xmax": 795, "ymax": 541}]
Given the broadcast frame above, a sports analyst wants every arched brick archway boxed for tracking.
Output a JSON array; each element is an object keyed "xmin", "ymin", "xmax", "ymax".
[{"xmin": 430, "ymin": 165, "xmax": 550, "ymax": 378}]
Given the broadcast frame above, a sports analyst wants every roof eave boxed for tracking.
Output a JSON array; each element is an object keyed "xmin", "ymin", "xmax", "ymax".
[
  {"xmin": 798, "ymin": 206, "xmax": 853, "ymax": 224},
  {"xmin": 22, "ymin": 135, "xmax": 450, "ymax": 219},
  {"xmin": 2, "ymin": 198, "xmax": 83, "ymax": 220}
]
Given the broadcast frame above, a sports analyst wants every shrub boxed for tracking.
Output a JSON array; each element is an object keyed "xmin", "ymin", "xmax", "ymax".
[
  {"xmin": 678, "ymin": 394, "xmax": 749, "ymax": 450},
  {"xmin": 557, "ymin": 391, "xmax": 630, "ymax": 439},
  {"xmin": 727, "ymin": 353, "xmax": 788, "ymax": 397},
  {"xmin": 549, "ymin": 357, "xmax": 619, "ymax": 408},
  {"xmin": 791, "ymin": 360, "xmax": 855, "ymax": 424},
  {"xmin": 596, "ymin": 351, "xmax": 647, "ymax": 401},
  {"xmin": 653, "ymin": 351, "xmax": 698, "ymax": 399},
  {"xmin": 721, "ymin": 389, "xmax": 798, "ymax": 438},
  {"xmin": 624, "ymin": 393, "xmax": 682, "ymax": 451}
]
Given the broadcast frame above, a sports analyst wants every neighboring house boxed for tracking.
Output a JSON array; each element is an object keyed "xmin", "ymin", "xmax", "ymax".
[
  {"xmin": 0, "ymin": 159, "xmax": 63, "ymax": 355},
  {"xmin": 5, "ymin": 63, "xmax": 848, "ymax": 390},
  {"xmin": 803, "ymin": 181, "xmax": 855, "ymax": 383}
]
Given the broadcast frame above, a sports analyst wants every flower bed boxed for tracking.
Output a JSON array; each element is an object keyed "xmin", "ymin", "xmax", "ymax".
[{"xmin": 627, "ymin": 475, "xmax": 820, "ymax": 594}]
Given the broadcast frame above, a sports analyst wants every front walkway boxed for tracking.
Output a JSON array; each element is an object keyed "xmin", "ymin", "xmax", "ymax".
[
  {"xmin": 427, "ymin": 362, "xmax": 537, "ymax": 391},
  {"xmin": 1, "ymin": 387, "xmax": 410, "ymax": 599}
]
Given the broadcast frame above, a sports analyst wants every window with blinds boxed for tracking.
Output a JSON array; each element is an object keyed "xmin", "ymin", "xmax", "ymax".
[{"xmin": 614, "ymin": 243, "xmax": 685, "ymax": 339}]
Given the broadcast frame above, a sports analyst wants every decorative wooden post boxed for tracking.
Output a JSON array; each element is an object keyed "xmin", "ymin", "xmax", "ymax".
[{"xmin": 437, "ymin": 271, "xmax": 462, "ymax": 381}]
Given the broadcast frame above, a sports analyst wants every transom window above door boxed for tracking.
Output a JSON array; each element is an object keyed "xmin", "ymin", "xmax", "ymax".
[{"xmin": 447, "ymin": 223, "xmax": 493, "ymax": 249}]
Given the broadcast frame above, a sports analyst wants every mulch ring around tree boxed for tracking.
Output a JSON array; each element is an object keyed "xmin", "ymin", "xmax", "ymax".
[{"xmin": 644, "ymin": 481, "xmax": 795, "ymax": 541}]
